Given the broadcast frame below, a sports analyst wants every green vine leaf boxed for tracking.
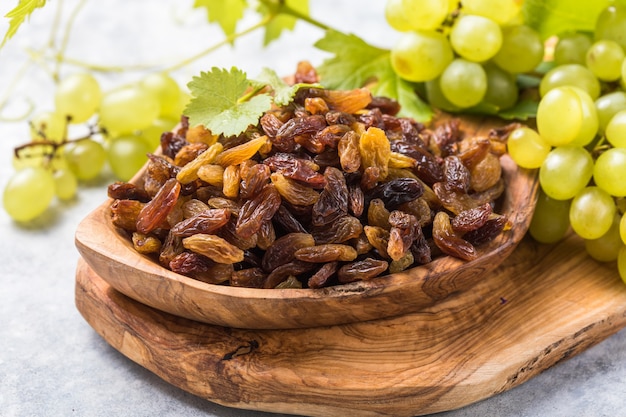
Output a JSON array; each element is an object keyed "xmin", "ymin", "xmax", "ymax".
[
  {"xmin": 1, "ymin": 0, "xmax": 46, "ymax": 48},
  {"xmin": 254, "ymin": 67, "xmax": 320, "ymax": 106},
  {"xmin": 315, "ymin": 30, "xmax": 433, "ymax": 122},
  {"xmin": 185, "ymin": 67, "xmax": 272, "ymax": 137},
  {"xmin": 193, "ymin": 0, "xmax": 247, "ymax": 39},
  {"xmin": 521, "ymin": 0, "xmax": 613, "ymax": 38},
  {"xmin": 258, "ymin": 0, "xmax": 309, "ymax": 46}
]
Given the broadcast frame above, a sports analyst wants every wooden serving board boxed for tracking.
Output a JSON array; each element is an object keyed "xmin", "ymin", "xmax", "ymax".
[{"xmin": 75, "ymin": 232, "xmax": 626, "ymax": 417}]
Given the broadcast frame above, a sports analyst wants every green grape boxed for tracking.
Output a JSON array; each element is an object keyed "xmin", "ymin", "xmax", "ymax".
[
  {"xmin": 3, "ymin": 166, "xmax": 55, "ymax": 222},
  {"xmin": 539, "ymin": 146, "xmax": 594, "ymax": 200},
  {"xmin": 529, "ymin": 189, "xmax": 571, "ymax": 244},
  {"xmin": 402, "ymin": 0, "xmax": 449, "ymax": 31},
  {"xmin": 99, "ymin": 86, "xmax": 160, "ymax": 136},
  {"xmin": 460, "ymin": 0, "xmax": 519, "ymax": 24},
  {"xmin": 585, "ymin": 214, "xmax": 622, "ymax": 262},
  {"xmin": 618, "ymin": 246, "xmax": 626, "ymax": 285},
  {"xmin": 54, "ymin": 73, "xmax": 102, "ymax": 124},
  {"xmin": 425, "ymin": 78, "xmax": 461, "ymax": 112},
  {"xmin": 586, "ymin": 40, "xmax": 625, "ymax": 81},
  {"xmin": 139, "ymin": 118, "xmax": 178, "ymax": 150},
  {"xmin": 139, "ymin": 72, "xmax": 182, "ymax": 119},
  {"xmin": 449, "ymin": 14, "xmax": 502, "ymax": 62},
  {"xmin": 53, "ymin": 167, "xmax": 78, "ymax": 200},
  {"xmin": 390, "ymin": 30, "xmax": 453, "ymax": 82},
  {"xmin": 595, "ymin": 91, "xmax": 626, "ymax": 132},
  {"xmin": 492, "ymin": 25, "xmax": 544, "ymax": 73},
  {"xmin": 569, "ymin": 186, "xmax": 616, "ymax": 240},
  {"xmin": 593, "ymin": 148, "xmax": 626, "ymax": 197},
  {"xmin": 107, "ymin": 135, "xmax": 152, "ymax": 181},
  {"xmin": 568, "ymin": 87, "xmax": 598, "ymax": 147},
  {"xmin": 29, "ymin": 111, "xmax": 67, "ymax": 143},
  {"xmin": 482, "ymin": 63, "xmax": 518, "ymax": 110},
  {"xmin": 537, "ymin": 86, "xmax": 584, "ymax": 146},
  {"xmin": 539, "ymin": 64, "xmax": 601, "ymax": 100},
  {"xmin": 595, "ymin": 4, "xmax": 626, "ymax": 50},
  {"xmin": 620, "ymin": 213, "xmax": 626, "ymax": 245},
  {"xmin": 63, "ymin": 139, "xmax": 107, "ymax": 181},
  {"xmin": 554, "ymin": 33, "xmax": 593, "ymax": 66},
  {"xmin": 506, "ymin": 127, "xmax": 551, "ymax": 169},
  {"xmin": 606, "ymin": 109, "xmax": 626, "ymax": 147},
  {"xmin": 385, "ymin": 0, "xmax": 413, "ymax": 31},
  {"xmin": 439, "ymin": 58, "xmax": 487, "ymax": 108}
]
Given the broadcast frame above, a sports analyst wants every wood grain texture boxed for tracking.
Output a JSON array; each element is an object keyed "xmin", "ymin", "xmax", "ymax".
[
  {"xmin": 74, "ymin": 116, "xmax": 539, "ymax": 329},
  {"xmin": 75, "ymin": 231, "xmax": 626, "ymax": 417}
]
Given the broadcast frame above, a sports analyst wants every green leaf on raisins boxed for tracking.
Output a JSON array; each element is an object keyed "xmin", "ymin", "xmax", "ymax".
[{"xmin": 254, "ymin": 67, "xmax": 320, "ymax": 106}]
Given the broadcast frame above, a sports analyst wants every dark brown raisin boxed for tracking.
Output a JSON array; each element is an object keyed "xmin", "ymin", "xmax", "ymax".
[
  {"xmin": 311, "ymin": 167, "xmax": 349, "ymax": 227},
  {"xmin": 136, "ymin": 178, "xmax": 181, "ymax": 234}
]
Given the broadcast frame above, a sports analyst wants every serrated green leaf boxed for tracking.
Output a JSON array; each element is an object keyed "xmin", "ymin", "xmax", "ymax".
[
  {"xmin": 254, "ymin": 67, "xmax": 320, "ymax": 106},
  {"xmin": 184, "ymin": 67, "xmax": 272, "ymax": 137},
  {"xmin": 315, "ymin": 30, "xmax": 391, "ymax": 90},
  {"xmin": 1, "ymin": 0, "xmax": 46, "ymax": 48},
  {"xmin": 193, "ymin": 0, "xmax": 247, "ymax": 38},
  {"xmin": 259, "ymin": 0, "xmax": 309, "ymax": 46},
  {"xmin": 522, "ymin": 0, "xmax": 610, "ymax": 38}
]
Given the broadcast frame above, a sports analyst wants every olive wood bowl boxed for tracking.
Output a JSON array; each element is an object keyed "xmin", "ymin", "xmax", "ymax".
[{"xmin": 75, "ymin": 118, "xmax": 539, "ymax": 330}]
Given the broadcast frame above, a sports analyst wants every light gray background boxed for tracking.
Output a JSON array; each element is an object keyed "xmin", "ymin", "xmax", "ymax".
[{"xmin": 1, "ymin": 1, "xmax": 624, "ymax": 416}]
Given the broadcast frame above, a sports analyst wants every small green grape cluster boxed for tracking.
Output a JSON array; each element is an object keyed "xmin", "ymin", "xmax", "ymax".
[
  {"xmin": 3, "ymin": 72, "xmax": 188, "ymax": 222},
  {"xmin": 386, "ymin": 0, "xmax": 543, "ymax": 111},
  {"xmin": 505, "ymin": 4, "xmax": 626, "ymax": 284}
]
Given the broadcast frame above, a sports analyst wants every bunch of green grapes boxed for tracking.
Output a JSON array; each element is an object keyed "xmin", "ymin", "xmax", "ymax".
[
  {"xmin": 386, "ymin": 0, "xmax": 543, "ymax": 111},
  {"xmin": 3, "ymin": 72, "xmax": 188, "ymax": 222},
  {"xmin": 506, "ymin": 3, "xmax": 626, "ymax": 284}
]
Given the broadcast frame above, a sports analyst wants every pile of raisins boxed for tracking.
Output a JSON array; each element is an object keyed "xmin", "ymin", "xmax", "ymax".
[{"xmin": 108, "ymin": 63, "xmax": 511, "ymax": 289}]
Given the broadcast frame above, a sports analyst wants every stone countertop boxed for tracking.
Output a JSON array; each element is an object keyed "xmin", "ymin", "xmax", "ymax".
[{"xmin": 1, "ymin": 1, "xmax": 625, "ymax": 416}]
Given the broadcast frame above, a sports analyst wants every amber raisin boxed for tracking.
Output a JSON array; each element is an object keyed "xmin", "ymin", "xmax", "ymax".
[{"xmin": 337, "ymin": 258, "xmax": 388, "ymax": 283}]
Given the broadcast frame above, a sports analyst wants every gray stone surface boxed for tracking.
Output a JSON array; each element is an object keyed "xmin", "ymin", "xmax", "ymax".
[{"xmin": 1, "ymin": 1, "xmax": 625, "ymax": 416}]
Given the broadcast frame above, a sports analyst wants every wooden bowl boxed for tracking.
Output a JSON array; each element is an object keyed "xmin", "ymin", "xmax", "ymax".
[{"xmin": 75, "ymin": 118, "xmax": 539, "ymax": 330}]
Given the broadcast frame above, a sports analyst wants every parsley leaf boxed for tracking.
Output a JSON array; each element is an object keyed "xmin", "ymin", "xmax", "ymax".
[
  {"xmin": 258, "ymin": 0, "xmax": 309, "ymax": 46},
  {"xmin": 193, "ymin": 0, "xmax": 247, "ymax": 39},
  {"xmin": 316, "ymin": 30, "xmax": 433, "ymax": 122},
  {"xmin": 1, "ymin": 0, "xmax": 46, "ymax": 48},
  {"xmin": 185, "ymin": 67, "xmax": 272, "ymax": 137},
  {"xmin": 254, "ymin": 67, "xmax": 320, "ymax": 106},
  {"xmin": 522, "ymin": 0, "xmax": 611, "ymax": 39}
]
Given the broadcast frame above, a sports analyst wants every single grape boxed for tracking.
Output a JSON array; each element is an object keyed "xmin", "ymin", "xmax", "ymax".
[
  {"xmin": 606, "ymin": 109, "xmax": 626, "ymax": 147},
  {"xmin": 595, "ymin": 91, "xmax": 626, "ymax": 132},
  {"xmin": 401, "ymin": 0, "xmax": 449, "ymax": 31},
  {"xmin": 449, "ymin": 14, "xmax": 502, "ymax": 62},
  {"xmin": 439, "ymin": 58, "xmax": 487, "ymax": 108},
  {"xmin": 3, "ymin": 166, "xmax": 55, "ymax": 222},
  {"xmin": 528, "ymin": 189, "xmax": 571, "ymax": 244},
  {"xmin": 507, "ymin": 127, "xmax": 551, "ymax": 169},
  {"xmin": 461, "ymin": 0, "xmax": 519, "ymax": 24},
  {"xmin": 595, "ymin": 4, "xmax": 626, "ymax": 50},
  {"xmin": 620, "ymin": 213, "xmax": 626, "ymax": 245},
  {"xmin": 618, "ymin": 246, "xmax": 626, "ymax": 284},
  {"xmin": 385, "ymin": 0, "xmax": 413, "ymax": 32},
  {"xmin": 390, "ymin": 30, "xmax": 453, "ymax": 82},
  {"xmin": 99, "ymin": 86, "xmax": 160, "ymax": 136},
  {"xmin": 586, "ymin": 39, "xmax": 625, "ymax": 81},
  {"xmin": 55, "ymin": 73, "xmax": 102, "ymax": 124},
  {"xmin": 536, "ymin": 86, "xmax": 584, "ymax": 146},
  {"xmin": 569, "ymin": 186, "xmax": 616, "ymax": 240},
  {"xmin": 585, "ymin": 214, "xmax": 622, "ymax": 262},
  {"xmin": 29, "ymin": 111, "xmax": 67, "ymax": 143},
  {"xmin": 63, "ymin": 139, "xmax": 107, "ymax": 181},
  {"xmin": 482, "ymin": 63, "xmax": 518, "ymax": 110},
  {"xmin": 593, "ymin": 147, "xmax": 626, "ymax": 197},
  {"xmin": 53, "ymin": 167, "xmax": 78, "ymax": 200},
  {"xmin": 492, "ymin": 25, "xmax": 543, "ymax": 73},
  {"xmin": 554, "ymin": 32, "xmax": 593, "ymax": 66},
  {"xmin": 539, "ymin": 64, "xmax": 601, "ymax": 100},
  {"xmin": 539, "ymin": 146, "xmax": 594, "ymax": 200},
  {"xmin": 139, "ymin": 72, "xmax": 182, "ymax": 119},
  {"xmin": 107, "ymin": 135, "xmax": 152, "ymax": 181}
]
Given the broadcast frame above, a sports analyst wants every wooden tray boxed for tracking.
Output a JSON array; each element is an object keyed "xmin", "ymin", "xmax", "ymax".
[{"xmin": 75, "ymin": 232, "xmax": 626, "ymax": 417}]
